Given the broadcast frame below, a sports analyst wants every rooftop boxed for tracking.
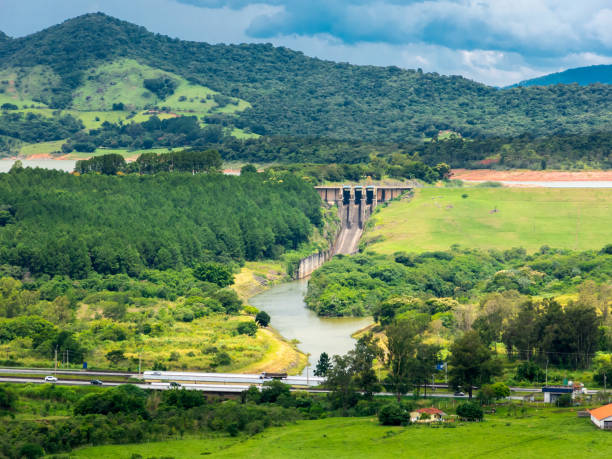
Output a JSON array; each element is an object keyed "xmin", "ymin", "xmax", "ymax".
[
  {"xmin": 416, "ymin": 407, "xmax": 446, "ymax": 416},
  {"xmin": 589, "ymin": 403, "xmax": 612, "ymax": 421}
]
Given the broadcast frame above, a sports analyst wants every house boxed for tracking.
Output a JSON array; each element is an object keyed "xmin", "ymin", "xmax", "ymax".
[
  {"xmin": 588, "ymin": 403, "xmax": 612, "ymax": 430},
  {"xmin": 410, "ymin": 407, "xmax": 446, "ymax": 423}
]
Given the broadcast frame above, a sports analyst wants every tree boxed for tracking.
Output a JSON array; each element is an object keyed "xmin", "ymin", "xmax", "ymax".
[
  {"xmin": 381, "ymin": 319, "xmax": 424, "ymax": 401},
  {"xmin": 326, "ymin": 354, "xmax": 357, "ymax": 414},
  {"xmin": 413, "ymin": 343, "xmax": 441, "ymax": 397},
  {"xmin": 255, "ymin": 310, "xmax": 270, "ymax": 327},
  {"xmin": 314, "ymin": 352, "xmax": 332, "ymax": 377},
  {"xmin": 241, "ymin": 164, "xmax": 258, "ymax": 175},
  {"xmin": 448, "ymin": 330, "xmax": 501, "ymax": 399},
  {"xmin": 105, "ymin": 349, "xmax": 126, "ymax": 365},
  {"xmin": 456, "ymin": 402, "xmax": 483, "ymax": 421},
  {"xmin": 194, "ymin": 263, "xmax": 234, "ymax": 287},
  {"xmin": 349, "ymin": 334, "xmax": 379, "ymax": 397}
]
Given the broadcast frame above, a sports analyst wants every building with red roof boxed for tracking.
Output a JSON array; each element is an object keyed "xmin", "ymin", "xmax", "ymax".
[
  {"xmin": 410, "ymin": 407, "xmax": 447, "ymax": 423},
  {"xmin": 588, "ymin": 403, "xmax": 612, "ymax": 430}
]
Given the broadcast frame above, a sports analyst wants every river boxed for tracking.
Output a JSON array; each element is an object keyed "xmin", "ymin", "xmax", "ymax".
[{"xmin": 249, "ymin": 279, "xmax": 372, "ymax": 373}]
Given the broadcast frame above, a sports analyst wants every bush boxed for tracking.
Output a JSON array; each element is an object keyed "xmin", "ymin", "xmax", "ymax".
[
  {"xmin": 378, "ymin": 402, "xmax": 410, "ymax": 426},
  {"xmin": 18, "ymin": 443, "xmax": 44, "ymax": 459},
  {"xmin": 237, "ymin": 321, "xmax": 258, "ymax": 336},
  {"xmin": 0, "ymin": 386, "xmax": 16, "ymax": 411},
  {"xmin": 456, "ymin": 402, "xmax": 483, "ymax": 421},
  {"xmin": 556, "ymin": 393, "xmax": 572, "ymax": 407},
  {"xmin": 255, "ymin": 311, "xmax": 270, "ymax": 327}
]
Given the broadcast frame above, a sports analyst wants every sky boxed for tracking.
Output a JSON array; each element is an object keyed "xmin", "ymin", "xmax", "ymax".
[{"xmin": 1, "ymin": 0, "xmax": 612, "ymax": 86}]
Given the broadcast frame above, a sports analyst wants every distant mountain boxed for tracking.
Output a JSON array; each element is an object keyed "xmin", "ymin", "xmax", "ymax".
[
  {"xmin": 512, "ymin": 65, "xmax": 612, "ymax": 87},
  {"xmin": 1, "ymin": 13, "xmax": 612, "ymax": 143}
]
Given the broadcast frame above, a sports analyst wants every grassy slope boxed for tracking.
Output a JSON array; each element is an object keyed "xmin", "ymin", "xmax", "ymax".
[
  {"xmin": 71, "ymin": 409, "xmax": 612, "ymax": 458},
  {"xmin": 365, "ymin": 187, "xmax": 612, "ymax": 253},
  {"xmin": 3, "ymin": 59, "xmax": 254, "ymax": 157}
]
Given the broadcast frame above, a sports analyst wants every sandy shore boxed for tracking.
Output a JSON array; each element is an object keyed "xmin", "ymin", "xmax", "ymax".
[{"xmin": 452, "ymin": 169, "xmax": 612, "ymax": 182}]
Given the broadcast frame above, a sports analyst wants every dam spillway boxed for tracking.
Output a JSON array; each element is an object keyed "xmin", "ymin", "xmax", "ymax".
[{"xmin": 295, "ymin": 185, "xmax": 412, "ymax": 278}]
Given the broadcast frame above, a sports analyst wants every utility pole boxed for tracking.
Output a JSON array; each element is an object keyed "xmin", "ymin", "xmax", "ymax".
[
  {"xmin": 545, "ymin": 359, "xmax": 549, "ymax": 386},
  {"xmin": 138, "ymin": 352, "xmax": 142, "ymax": 379},
  {"xmin": 54, "ymin": 347, "xmax": 58, "ymax": 376}
]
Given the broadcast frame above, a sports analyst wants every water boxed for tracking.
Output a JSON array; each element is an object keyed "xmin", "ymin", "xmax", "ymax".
[
  {"xmin": 249, "ymin": 279, "xmax": 372, "ymax": 372},
  {"xmin": 0, "ymin": 159, "xmax": 77, "ymax": 173}
]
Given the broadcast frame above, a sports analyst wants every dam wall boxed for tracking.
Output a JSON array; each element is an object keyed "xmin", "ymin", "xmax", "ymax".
[{"xmin": 294, "ymin": 184, "xmax": 412, "ymax": 279}]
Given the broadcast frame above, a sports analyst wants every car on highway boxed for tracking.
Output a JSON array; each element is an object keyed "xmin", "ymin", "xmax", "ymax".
[
  {"xmin": 169, "ymin": 381, "xmax": 182, "ymax": 388},
  {"xmin": 44, "ymin": 375, "xmax": 58, "ymax": 382},
  {"xmin": 453, "ymin": 391, "xmax": 466, "ymax": 396},
  {"xmin": 90, "ymin": 379, "xmax": 103, "ymax": 386}
]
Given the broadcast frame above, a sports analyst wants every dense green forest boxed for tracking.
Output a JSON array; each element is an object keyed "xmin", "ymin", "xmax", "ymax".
[
  {"xmin": 0, "ymin": 167, "xmax": 321, "ymax": 278},
  {"xmin": 1, "ymin": 13, "xmax": 611, "ymax": 143},
  {"xmin": 306, "ymin": 247, "xmax": 612, "ymax": 365}
]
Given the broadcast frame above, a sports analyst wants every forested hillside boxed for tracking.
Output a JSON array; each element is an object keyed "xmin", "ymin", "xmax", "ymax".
[
  {"xmin": 0, "ymin": 167, "xmax": 321, "ymax": 277},
  {"xmin": 513, "ymin": 65, "xmax": 612, "ymax": 87},
  {"xmin": 1, "ymin": 13, "xmax": 611, "ymax": 143}
]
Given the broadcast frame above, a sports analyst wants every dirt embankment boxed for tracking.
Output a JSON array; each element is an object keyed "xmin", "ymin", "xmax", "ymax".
[{"xmin": 452, "ymin": 169, "xmax": 612, "ymax": 182}]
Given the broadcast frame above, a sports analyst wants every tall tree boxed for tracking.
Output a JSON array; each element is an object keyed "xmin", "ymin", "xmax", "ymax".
[
  {"xmin": 448, "ymin": 330, "xmax": 501, "ymax": 399},
  {"xmin": 380, "ymin": 319, "xmax": 423, "ymax": 401}
]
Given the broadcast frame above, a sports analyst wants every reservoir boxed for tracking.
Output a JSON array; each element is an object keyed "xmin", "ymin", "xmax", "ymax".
[{"xmin": 249, "ymin": 279, "xmax": 372, "ymax": 372}]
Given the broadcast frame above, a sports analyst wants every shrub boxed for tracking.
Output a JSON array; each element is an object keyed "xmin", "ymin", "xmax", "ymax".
[
  {"xmin": 556, "ymin": 393, "xmax": 572, "ymax": 407},
  {"xmin": 237, "ymin": 321, "xmax": 258, "ymax": 336},
  {"xmin": 378, "ymin": 402, "xmax": 410, "ymax": 426},
  {"xmin": 456, "ymin": 402, "xmax": 483, "ymax": 421},
  {"xmin": 255, "ymin": 311, "xmax": 270, "ymax": 327},
  {"xmin": 211, "ymin": 351, "xmax": 232, "ymax": 368}
]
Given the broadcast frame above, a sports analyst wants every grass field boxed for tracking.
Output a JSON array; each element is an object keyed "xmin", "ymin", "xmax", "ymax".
[
  {"xmin": 365, "ymin": 187, "xmax": 612, "ymax": 253},
  {"xmin": 71, "ymin": 407, "xmax": 612, "ymax": 458}
]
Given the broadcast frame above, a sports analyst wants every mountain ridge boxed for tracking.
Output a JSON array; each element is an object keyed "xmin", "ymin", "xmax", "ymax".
[
  {"xmin": 1, "ymin": 13, "xmax": 611, "ymax": 142},
  {"xmin": 511, "ymin": 64, "xmax": 612, "ymax": 87}
]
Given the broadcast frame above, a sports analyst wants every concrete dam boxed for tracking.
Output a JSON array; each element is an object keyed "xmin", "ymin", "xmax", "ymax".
[{"xmin": 295, "ymin": 185, "xmax": 412, "ymax": 278}]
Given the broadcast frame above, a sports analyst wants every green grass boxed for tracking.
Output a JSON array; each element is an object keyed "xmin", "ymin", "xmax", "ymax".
[
  {"xmin": 71, "ymin": 408, "xmax": 612, "ymax": 458},
  {"xmin": 365, "ymin": 187, "xmax": 612, "ymax": 253},
  {"xmin": 72, "ymin": 59, "xmax": 249, "ymax": 114}
]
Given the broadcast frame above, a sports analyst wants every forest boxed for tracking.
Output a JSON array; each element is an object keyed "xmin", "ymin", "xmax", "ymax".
[
  {"xmin": 305, "ymin": 247, "xmax": 612, "ymax": 368},
  {"xmin": 1, "ymin": 13, "xmax": 612, "ymax": 142},
  {"xmin": 0, "ymin": 167, "xmax": 321, "ymax": 277}
]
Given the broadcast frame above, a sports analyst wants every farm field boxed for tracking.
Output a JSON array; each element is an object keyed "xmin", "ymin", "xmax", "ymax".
[
  {"xmin": 364, "ymin": 187, "xmax": 612, "ymax": 253},
  {"xmin": 71, "ymin": 408, "xmax": 612, "ymax": 458}
]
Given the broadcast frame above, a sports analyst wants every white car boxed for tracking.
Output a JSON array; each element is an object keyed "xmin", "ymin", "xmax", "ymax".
[{"xmin": 44, "ymin": 375, "xmax": 58, "ymax": 382}]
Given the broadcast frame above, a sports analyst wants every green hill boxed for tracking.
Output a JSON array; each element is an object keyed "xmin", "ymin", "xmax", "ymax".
[
  {"xmin": 1, "ymin": 13, "xmax": 612, "ymax": 144},
  {"xmin": 512, "ymin": 65, "xmax": 612, "ymax": 87}
]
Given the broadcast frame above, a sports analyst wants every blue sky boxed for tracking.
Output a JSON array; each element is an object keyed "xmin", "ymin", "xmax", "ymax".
[{"xmin": 1, "ymin": 0, "xmax": 612, "ymax": 86}]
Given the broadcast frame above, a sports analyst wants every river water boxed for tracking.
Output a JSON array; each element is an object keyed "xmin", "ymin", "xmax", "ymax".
[
  {"xmin": 0, "ymin": 159, "xmax": 77, "ymax": 173},
  {"xmin": 249, "ymin": 279, "xmax": 372, "ymax": 372}
]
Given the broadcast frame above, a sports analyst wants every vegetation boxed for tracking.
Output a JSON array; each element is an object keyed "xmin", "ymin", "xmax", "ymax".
[
  {"xmin": 364, "ymin": 187, "xmax": 612, "ymax": 254},
  {"xmin": 70, "ymin": 407, "xmax": 612, "ymax": 458},
  {"xmin": 0, "ymin": 167, "xmax": 320, "ymax": 277}
]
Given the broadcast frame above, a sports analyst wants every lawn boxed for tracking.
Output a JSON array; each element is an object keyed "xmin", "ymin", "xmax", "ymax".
[
  {"xmin": 365, "ymin": 187, "xmax": 612, "ymax": 253},
  {"xmin": 71, "ymin": 408, "xmax": 612, "ymax": 458}
]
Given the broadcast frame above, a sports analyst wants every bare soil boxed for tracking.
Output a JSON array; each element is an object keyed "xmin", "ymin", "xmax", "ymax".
[{"xmin": 452, "ymin": 169, "xmax": 612, "ymax": 182}]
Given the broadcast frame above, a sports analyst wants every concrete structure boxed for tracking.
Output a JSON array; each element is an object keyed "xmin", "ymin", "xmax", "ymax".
[
  {"xmin": 588, "ymin": 403, "xmax": 612, "ymax": 430},
  {"xmin": 293, "ymin": 185, "xmax": 413, "ymax": 279},
  {"xmin": 542, "ymin": 386, "xmax": 574, "ymax": 403},
  {"xmin": 410, "ymin": 407, "xmax": 447, "ymax": 423}
]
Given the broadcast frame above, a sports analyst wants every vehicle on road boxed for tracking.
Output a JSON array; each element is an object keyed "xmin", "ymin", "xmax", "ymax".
[
  {"xmin": 44, "ymin": 375, "xmax": 58, "ymax": 382},
  {"xmin": 454, "ymin": 391, "xmax": 466, "ymax": 396},
  {"xmin": 169, "ymin": 381, "xmax": 181, "ymax": 388},
  {"xmin": 90, "ymin": 379, "xmax": 103, "ymax": 386}
]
